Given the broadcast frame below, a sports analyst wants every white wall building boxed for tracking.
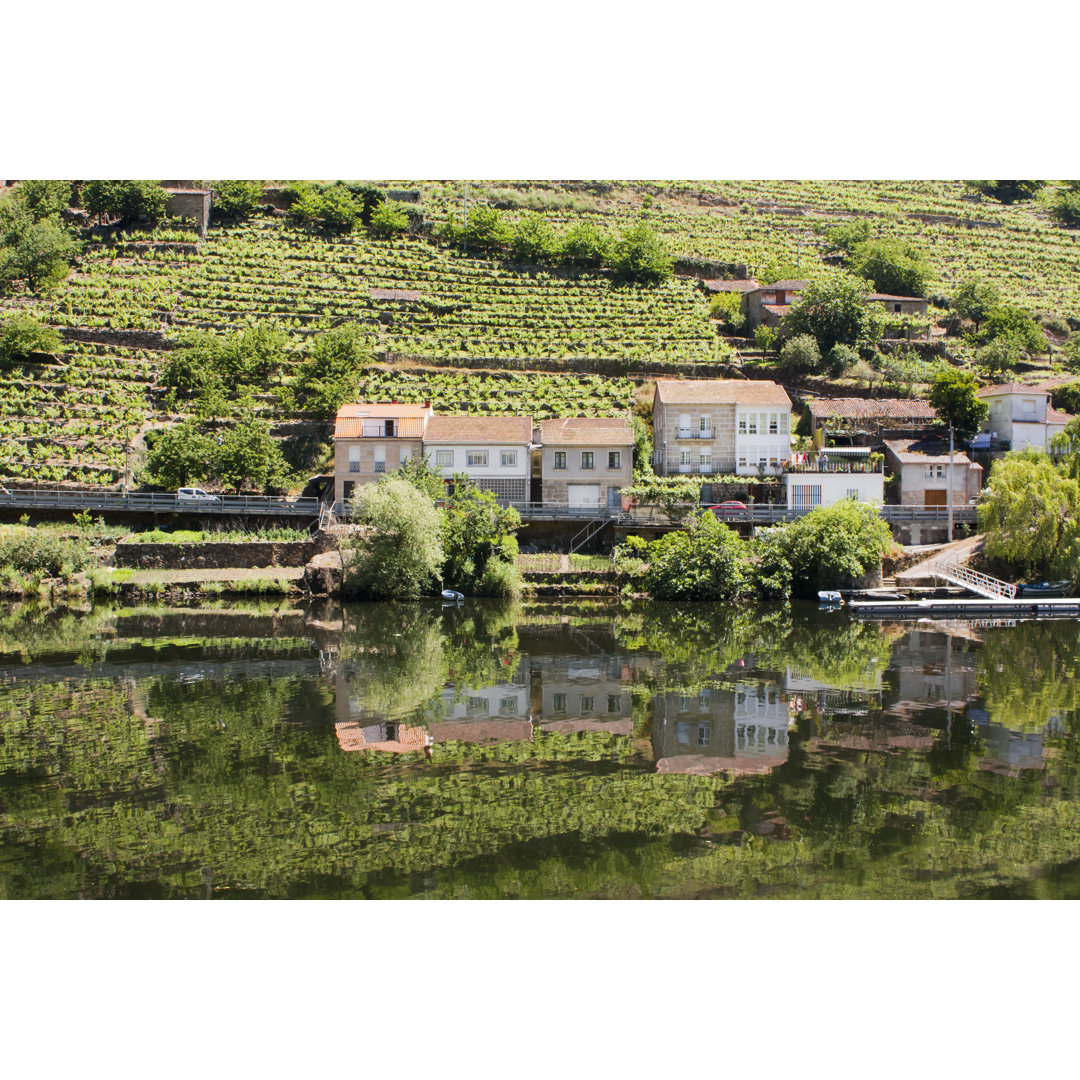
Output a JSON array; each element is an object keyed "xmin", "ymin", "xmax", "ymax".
[
  {"xmin": 423, "ymin": 415, "xmax": 533, "ymax": 503},
  {"xmin": 978, "ymin": 383, "xmax": 1073, "ymax": 452}
]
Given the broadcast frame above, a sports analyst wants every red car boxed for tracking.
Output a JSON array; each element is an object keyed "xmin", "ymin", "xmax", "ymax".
[{"xmin": 708, "ymin": 501, "xmax": 748, "ymax": 517}]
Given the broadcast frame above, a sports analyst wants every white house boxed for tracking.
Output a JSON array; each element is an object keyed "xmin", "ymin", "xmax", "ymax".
[
  {"xmin": 783, "ymin": 446, "xmax": 884, "ymax": 511},
  {"xmin": 977, "ymin": 383, "xmax": 1073, "ymax": 452},
  {"xmin": 883, "ymin": 438, "xmax": 982, "ymax": 509},
  {"xmin": 423, "ymin": 415, "xmax": 533, "ymax": 504}
]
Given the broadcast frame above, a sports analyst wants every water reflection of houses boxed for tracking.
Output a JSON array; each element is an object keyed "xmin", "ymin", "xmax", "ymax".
[
  {"xmin": 536, "ymin": 655, "xmax": 632, "ymax": 735},
  {"xmin": 785, "ymin": 667, "xmax": 883, "ymax": 718},
  {"xmin": 969, "ymin": 710, "xmax": 1046, "ymax": 776},
  {"xmin": 653, "ymin": 683, "xmax": 792, "ymax": 775},
  {"xmin": 334, "ymin": 720, "xmax": 433, "ymax": 753},
  {"xmin": 889, "ymin": 629, "xmax": 978, "ymax": 720}
]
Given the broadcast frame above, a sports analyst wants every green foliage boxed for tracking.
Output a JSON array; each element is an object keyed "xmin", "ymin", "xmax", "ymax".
[
  {"xmin": 748, "ymin": 528, "xmax": 792, "ymax": 600},
  {"xmin": 976, "ymin": 334, "xmax": 1026, "ymax": 374},
  {"xmin": 826, "ymin": 342, "xmax": 861, "ymax": 375},
  {"xmin": 612, "ymin": 223, "xmax": 672, "ymax": 285},
  {"xmin": 285, "ymin": 183, "xmax": 360, "ymax": 234},
  {"xmin": 163, "ymin": 323, "xmax": 290, "ymax": 393},
  {"xmin": 709, "ymin": 291, "xmax": 743, "ymax": 324},
  {"xmin": 368, "ymin": 201, "xmax": 410, "ymax": 239},
  {"xmin": 977, "ymin": 304, "xmax": 1047, "ymax": 353},
  {"xmin": 779, "ymin": 333, "xmax": 822, "ymax": 374},
  {"xmin": 642, "ymin": 511, "xmax": 749, "ymax": 601},
  {"xmin": 0, "ymin": 208, "xmax": 80, "ymax": 293},
  {"xmin": 632, "ymin": 414, "xmax": 654, "ymax": 476},
  {"xmin": 817, "ymin": 217, "xmax": 872, "ymax": 254},
  {"xmin": 461, "ymin": 205, "xmax": 512, "ymax": 252},
  {"xmin": 849, "ymin": 237, "xmax": 931, "ymax": 297},
  {"xmin": 753, "ymin": 324, "xmax": 778, "ymax": 355},
  {"xmin": 210, "ymin": 181, "xmax": 264, "ymax": 223},
  {"xmin": 396, "ymin": 455, "xmax": 447, "ymax": 502},
  {"xmin": 345, "ymin": 476, "xmax": 445, "ymax": 599},
  {"xmin": 145, "ymin": 420, "xmax": 216, "ymax": 489},
  {"xmin": 216, "ymin": 412, "xmax": 290, "ymax": 492},
  {"xmin": 509, "ymin": 213, "xmax": 559, "ymax": 264},
  {"xmin": 0, "ymin": 526, "xmax": 94, "ymax": 579},
  {"xmin": 927, "ymin": 366, "xmax": 988, "ymax": 440},
  {"xmin": 559, "ymin": 220, "xmax": 613, "ymax": 269},
  {"xmin": 1064, "ymin": 335, "xmax": 1080, "ymax": 374},
  {"xmin": 768, "ymin": 501, "xmax": 893, "ymax": 597},
  {"xmin": 1049, "ymin": 185, "xmax": 1080, "ymax": 227},
  {"xmin": 978, "ymin": 450, "xmax": 1080, "ymax": 583},
  {"xmin": 290, "ymin": 322, "xmax": 373, "ymax": 417},
  {"xmin": 784, "ymin": 274, "xmax": 878, "ymax": 355},
  {"xmin": 12, "ymin": 180, "xmax": 73, "ymax": 222},
  {"xmin": 0, "ymin": 314, "xmax": 62, "ymax": 366},
  {"xmin": 970, "ymin": 180, "xmax": 1045, "ymax": 204},
  {"xmin": 794, "ymin": 406, "xmax": 813, "ymax": 437},
  {"xmin": 81, "ymin": 180, "xmax": 169, "ymax": 228},
  {"xmin": 951, "ymin": 278, "xmax": 1001, "ymax": 330},
  {"xmin": 1051, "ymin": 381, "xmax": 1080, "ymax": 416},
  {"xmin": 441, "ymin": 475, "xmax": 522, "ymax": 597}
]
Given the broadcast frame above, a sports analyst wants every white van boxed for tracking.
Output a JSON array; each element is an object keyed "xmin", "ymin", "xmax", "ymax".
[{"xmin": 177, "ymin": 488, "xmax": 220, "ymax": 502}]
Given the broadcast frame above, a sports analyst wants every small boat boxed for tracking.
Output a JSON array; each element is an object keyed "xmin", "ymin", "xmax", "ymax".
[
  {"xmin": 817, "ymin": 590, "xmax": 843, "ymax": 606},
  {"xmin": 1018, "ymin": 580, "xmax": 1070, "ymax": 598},
  {"xmin": 441, "ymin": 589, "xmax": 465, "ymax": 602}
]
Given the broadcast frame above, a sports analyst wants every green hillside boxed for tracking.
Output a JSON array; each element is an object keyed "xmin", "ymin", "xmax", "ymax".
[{"xmin": 1, "ymin": 180, "xmax": 1078, "ymax": 489}]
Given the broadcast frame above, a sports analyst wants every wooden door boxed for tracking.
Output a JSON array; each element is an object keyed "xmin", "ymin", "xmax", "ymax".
[{"xmin": 925, "ymin": 490, "xmax": 947, "ymax": 507}]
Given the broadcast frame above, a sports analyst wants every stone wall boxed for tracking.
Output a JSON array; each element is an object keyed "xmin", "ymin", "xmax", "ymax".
[{"xmin": 115, "ymin": 537, "xmax": 332, "ymax": 570}]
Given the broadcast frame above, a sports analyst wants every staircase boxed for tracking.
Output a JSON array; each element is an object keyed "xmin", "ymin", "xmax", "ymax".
[
  {"xmin": 934, "ymin": 560, "xmax": 1017, "ymax": 599},
  {"xmin": 569, "ymin": 515, "xmax": 610, "ymax": 554}
]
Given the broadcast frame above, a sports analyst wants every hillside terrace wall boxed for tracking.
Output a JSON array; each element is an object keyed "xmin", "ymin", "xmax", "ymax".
[{"xmin": 115, "ymin": 536, "xmax": 333, "ymax": 570}]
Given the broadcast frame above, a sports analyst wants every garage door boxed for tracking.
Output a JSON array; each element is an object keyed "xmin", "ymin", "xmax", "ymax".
[{"xmin": 568, "ymin": 484, "xmax": 600, "ymax": 509}]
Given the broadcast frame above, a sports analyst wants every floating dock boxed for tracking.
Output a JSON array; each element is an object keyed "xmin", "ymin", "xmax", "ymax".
[{"xmin": 850, "ymin": 596, "xmax": 1080, "ymax": 619}]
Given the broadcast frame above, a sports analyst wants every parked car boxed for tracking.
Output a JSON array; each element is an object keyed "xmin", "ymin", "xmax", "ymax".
[
  {"xmin": 708, "ymin": 501, "xmax": 748, "ymax": 517},
  {"xmin": 177, "ymin": 487, "xmax": 220, "ymax": 502}
]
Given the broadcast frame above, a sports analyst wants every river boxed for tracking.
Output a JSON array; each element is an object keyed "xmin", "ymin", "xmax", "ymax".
[{"xmin": 1, "ymin": 597, "xmax": 1078, "ymax": 899}]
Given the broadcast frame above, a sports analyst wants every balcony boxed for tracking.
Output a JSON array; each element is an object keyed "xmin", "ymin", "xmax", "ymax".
[
  {"xmin": 677, "ymin": 428, "xmax": 714, "ymax": 440},
  {"xmin": 348, "ymin": 461, "xmax": 361, "ymax": 473},
  {"xmin": 784, "ymin": 458, "xmax": 882, "ymax": 474},
  {"xmin": 374, "ymin": 461, "xmax": 386, "ymax": 474}
]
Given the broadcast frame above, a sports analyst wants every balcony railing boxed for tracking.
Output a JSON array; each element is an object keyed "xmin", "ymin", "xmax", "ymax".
[
  {"xmin": 785, "ymin": 461, "xmax": 883, "ymax": 474},
  {"xmin": 348, "ymin": 462, "xmax": 361, "ymax": 473},
  {"xmin": 676, "ymin": 428, "xmax": 714, "ymax": 440},
  {"xmin": 373, "ymin": 461, "xmax": 386, "ymax": 473}
]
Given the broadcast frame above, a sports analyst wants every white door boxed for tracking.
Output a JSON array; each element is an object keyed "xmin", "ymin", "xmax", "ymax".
[{"xmin": 568, "ymin": 484, "xmax": 600, "ymax": 508}]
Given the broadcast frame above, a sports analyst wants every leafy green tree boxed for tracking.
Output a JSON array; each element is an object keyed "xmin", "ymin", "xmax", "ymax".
[
  {"xmin": 210, "ymin": 181, "xmax": 264, "ymax": 223},
  {"xmin": 977, "ymin": 304, "xmax": 1046, "ymax": 353},
  {"xmin": 462, "ymin": 205, "xmax": 511, "ymax": 252},
  {"xmin": 145, "ymin": 421, "xmax": 216, "ymax": 489},
  {"xmin": 784, "ymin": 273, "xmax": 878, "ymax": 355},
  {"xmin": 978, "ymin": 450, "xmax": 1080, "ymax": 583},
  {"xmin": 0, "ymin": 209, "xmax": 80, "ymax": 293},
  {"xmin": 396, "ymin": 455, "xmax": 447, "ymax": 502},
  {"xmin": 368, "ymin": 201, "xmax": 410, "ymax": 239},
  {"xmin": 12, "ymin": 180, "xmax": 73, "ymax": 222},
  {"xmin": 285, "ymin": 183, "xmax": 359, "ymax": 234},
  {"xmin": 779, "ymin": 333, "xmax": 822, "ymax": 373},
  {"xmin": 509, "ymin": 213, "xmax": 558, "ymax": 263},
  {"xmin": 612, "ymin": 222, "xmax": 672, "ymax": 285},
  {"xmin": 1051, "ymin": 381, "xmax": 1080, "ymax": 415},
  {"xmin": 442, "ymin": 475, "xmax": 522, "ymax": 596},
  {"xmin": 709, "ymin": 291, "xmax": 743, "ymax": 326},
  {"xmin": 977, "ymin": 334, "xmax": 1026, "ymax": 375},
  {"xmin": 1049, "ymin": 183, "xmax": 1080, "ymax": 227},
  {"xmin": 642, "ymin": 511, "xmax": 750, "ymax": 601},
  {"xmin": 927, "ymin": 366, "xmax": 988, "ymax": 440},
  {"xmin": 952, "ymin": 278, "xmax": 1001, "ymax": 332},
  {"xmin": 753, "ymin": 324, "xmax": 778, "ymax": 355},
  {"xmin": 344, "ymin": 476, "xmax": 445, "ymax": 599},
  {"xmin": 0, "ymin": 314, "xmax": 62, "ymax": 367},
  {"xmin": 339, "ymin": 182, "xmax": 386, "ymax": 225},
  {"xmin": 632, "ymin": 414, "xmax": 654, "ymax": 476},
  {"xmin": 559, "ymin": 221, "xmax": 612, "ymax": 269},
  {"xmin": 291, "ymin": 322, "xmax": 373, "ymax": 418},
  {"xmin": 1064, "ymin": 335, "xmax": 1080, "ymax": 374},
  {"xmin": 82, "ymin": 180, "xmax": 169, "ymax": 228},
  {"xmin": 849, "ymin": 237, "xmax": 931, "ymax": 297},
  {"xmin": 970, "ymin": 180, "xmax": 1045, "ymax": 204},
  {"xmin": 163, "ymin": 323, "xmax": 289, "ymax": 393},
  {"xmin": 216, "ymin": 412, "xmax": 290, "ymax": 492},
  {"xmin": 771, "ymin": 501, "xmax": 893, "ymax": 597},
  {"xmin": 817, "ymin": 217, "xmax": 872, "ymax": 254}
]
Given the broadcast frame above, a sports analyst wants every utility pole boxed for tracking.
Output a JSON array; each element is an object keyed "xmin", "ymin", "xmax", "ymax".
[
  {"xmin": 948, "ymin": 424, "xmax": 954, "ymax": 540},
  {"xmin": 463, "ymin": 183, "xmax": 468, "ymax": 254}
]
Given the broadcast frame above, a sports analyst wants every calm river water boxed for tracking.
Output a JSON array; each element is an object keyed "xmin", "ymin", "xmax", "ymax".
[{"xmin": 2, "ymin": 597, "xmax": 1079, "ymax": 899}]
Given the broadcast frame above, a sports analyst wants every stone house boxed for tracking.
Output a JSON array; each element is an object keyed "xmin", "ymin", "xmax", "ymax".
[
  {"xmin": 162, "ymin": 187, "xmax": 211, "ymax": 238},
  {"xmin": 651, "ymin": 379, "xmax": 793, "ymax": 476},
  {"xmin": 883, "ymin": 438, "xmax": 982, "ymax": 508},
  {"xmin": 744, "ymin": 280, "xmax": 807, "ymax": 329},
  {"xmin": 807, "ymin": 397, "xmax": 938, "ymax": 446},
  {"xmin": 977, "ymin": 383, "xmax": 1074, "ymax": 452},
  {"xmin": 537, "ymin": 417, "xmax": 634, "ymax": 509},
  {"xmin": 332, "ymin": 402, "xmax": 433, "ymax": 503},
  {"xmin": 423, "ymin": 415, "xmax": 533, "ymax": 504}
]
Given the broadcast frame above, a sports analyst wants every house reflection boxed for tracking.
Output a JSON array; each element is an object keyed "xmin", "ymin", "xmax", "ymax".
[
  {"xmin": 653, "ymin": 683, "xmax": 792, "ymax": 775},
  {"xmin": 536, "ymin": 654, "xmax": 632, "ymax": 736},
  {"xmin": 970, "ymin": 711, "xmax": 1046, "ymax": 776},
  {"xmin": 334, "ymin": 719, "xmax": 433, "ymax": 754}
]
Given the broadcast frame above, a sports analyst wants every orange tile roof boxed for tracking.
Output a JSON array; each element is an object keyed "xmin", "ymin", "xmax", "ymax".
[
  {"xmin": 655, "ymin": 379, "xmax": 791, "ymax": 406},
  {"xmin": 810, "ymin": 397, "xmax": 936, "ymax": 420},
  {"xmin": 702, "ymin": 278, "xmax": 760, "ymax": 294},
  {"xmin": 1047, "ymin": 408, "xmax": 1075, "ymax": 425},
  {"xmin": 762, "ymin": 304, "xmax": 791, "ymax": 316},
  {"xmin": 977, "ymin": 382, "xmax": 1047, "ymax": 398},
  {"xmin": 333, "ymin": 402, "xmax": 431, "ymax": 439},
  {"xmin": 884, "ymin": 438, "xmax": 972, "ymax": 465},
  {"xmin": 538, "ymin": 417, "xmax": 634, "ymax": 446},
  {"xmin": 424, "ymin": 415, "xmax": 533, "ymax": 444},
  {"xmin": 334, "ymin": 721, "xmax": 431, "ymax": 753}
]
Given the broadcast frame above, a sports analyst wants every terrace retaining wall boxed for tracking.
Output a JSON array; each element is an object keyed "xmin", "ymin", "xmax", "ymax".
[{"xmin": 115, "ymin": 536, "xmax": 334, "ymax": 570}]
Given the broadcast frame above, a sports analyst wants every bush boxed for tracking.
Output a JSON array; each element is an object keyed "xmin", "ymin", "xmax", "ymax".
[
  {"xmin": 642, "ymin": 511, "xmax": 750, "ymax": 600},
  {"xmin": 509, "ymin": 213, "xmax": 559, "ymax": 263},
  {"xmin": 12, "ymin": 180, "xmax": 73, "ymax": 222},
  {"xmin": 612, "ymin": 223, "xmax": 672, "ymax": 285},
  {"xmin": 780, "ymin": 334, "xmax": 822, "ymax": 373},
  {"xmin": 0, "ymin": 314, "xmax": 62, "ymax": 366},
  {"xmin": 82, "ymin": 180, "xmax": 169, "ymax": 228},
  {"xmin": 368, "ymin": 201, "xmax": 410, "ymax": 239},
  {"xmin": 1052, "ymin": 382, "xmax": 1080, "ymax": 415},
  {"xmin": 849, "ymin": 237, "xmax": 931, "ymax": 297},
  {"xmin": 291, "ymin": 322, "xmax": 373, "ymax": 417},
  {"xmin": 210, "ymin": 181, "xmax": 264, "ymax": 223},
  {"xmin": 826, "ymin": 342, "xmax": 860, "ymax": 375},
  {"xmin": 977, "ymin": 304, "xmax": 1047, "ymax": 353},
  {"xmin": 477, "ymin": 555, "xmax": 523, "ymax": 599},
  {"xmin": 559, "ymin": 221, "xmax": 613, "ymax": 269},
  {"xmin": 0, "ymin": 527, "xmax": 94, "ymax": 579},
  {"xmin": 1050, "ymin": 186, "xmax": 1080, "ymax": 227}
]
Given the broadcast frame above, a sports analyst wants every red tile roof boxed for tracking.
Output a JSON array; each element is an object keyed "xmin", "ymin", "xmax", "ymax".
[
  {"xmin": 424, "ymin": 415, "xmax": 533, "ymax": 444},
  {"xmin": 765, "ymin": 279, "xmax": 808, "ymax": 291},
  {"xmin": 702, "ymin": 278, "xmax": 760, "ymax": 294},
  {"xmin": 884, "ymin": 438, "xmax": 972, "ymax": 465},
  {"xmin": 810, "ymin": 398, "xmax": 936, "ymax": 421},
  {"xmin": 655, "ymin": 379, "xmax": 791, "ymax": 407},
  {"xmin": 539, "ymin": 417, "xmax": 634, "ymax": 446},
  {"xmin": 977, "ymin": 382, "xmax": 1048, "ymax": 398},
  {"xmin": 333, "ymin": 402, "xmax": 432, "ymax": 439},
  {"xmin": 762, "ymin": 304, "xmax": 791, "ymax": 316},
  {"xmin": 1047, "ymin": 408, "xmax": 1075, "ymax": 425}
]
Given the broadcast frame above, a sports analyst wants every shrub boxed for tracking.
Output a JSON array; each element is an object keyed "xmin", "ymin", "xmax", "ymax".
[
  {"xmin": 12, "ymin": 180, "xmax": 73, "ymax": 222},
  {"xmin": 849, "ymin": 237, "xmax": 931, "ymax": 297},
  {"xmin": 509, "ymin": 213, "xmax": 559, "ymax": 264},
  {"xmin": 1051, "ymin": 382, "xmax": 1080, "ymax": 415},
  {"xmin": 559, "ymin": 221, "xmax": 612, "ymax": 269},
  {"xmin": 642, "ymin": 511, "xmax": 750, "ymax": 600},
  {"xmin": 210, "ymin": 181, "xmax": 264, "ymax": 223},
  {"xmin": 368, "ymin": 201, "xmax": 410, "ymax": 239},
  {"xmin": 977, "ymin": 304, "xmax": 1047, "ymax": 353},
  {"xmin": 0, "ymin": 527, "xmax": 94, "ymax": 579},
  {"xmin": 612, "ymin": 223, "xmax": 672, "ymax": 285},
  {"xmin": 82, "ymin": 180, "xmax": 169, "ymax": 228},
  {"xmin": 826, "ymin": 342, "xmax": 860, "ymax": 375},
  {"xmin": 0, "ymin": 314, "xmax": 62, "ymax": 366},
  {"xmin": 779, "ymin": 334, "xmax": 822, "ymax": 373}
]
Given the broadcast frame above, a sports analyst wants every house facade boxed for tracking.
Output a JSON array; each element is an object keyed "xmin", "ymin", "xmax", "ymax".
[
  {"xmin": 807, "ymin": 397, "xmax": 938, "ymax": 446},
  {"xmin": 783, "ymin": 447, "xmax": 884, "ymax": 511},
  {"xmin": 423, "ymin": 415, "xmax": 533, "ymax": 503},
  {"xmin": 978, "ymin": 383, "xmax": 1073, "ymax": 451},
  {"xmin": 652, "ymin": 379, "xmax": 793, "ymax": 477},
  {"xmin": 537, "ymin": 417, "xmax": 634, "ymax": 509},
  {"xmin": 332, "ymin": 402, "xmax": 433, "ymax": 502},
  {"xmin": 744, "ymin": 280, "xmax": 807, "ymax": 329},
  {"xmin": 883, "ymin": 438, "xmax": 982, "ymax": 508}
]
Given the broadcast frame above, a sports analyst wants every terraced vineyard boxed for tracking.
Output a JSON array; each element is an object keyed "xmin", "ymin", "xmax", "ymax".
[{"xmin": 2, "ymin": 180, "xmax": 1078, "ymax": 488}]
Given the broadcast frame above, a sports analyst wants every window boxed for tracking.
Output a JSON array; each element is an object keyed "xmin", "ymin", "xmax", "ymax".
[
  {"xmin": 348, "ymin": 461, "xmax": 360, "ymax": 473},
  {"xmin": 499, "ymin": 696, "xmax": 518, "ymax": 714},
  {"xmin": 737, "ymin": 455, "xmax": 747, "ymax": 469},
  {"xmin": 373, "ymin": 461, "xmax": 386, "ymax": 474},
  {"xmin": 607, "ymin": 694, "xmax": 620, "ymax": 713},
  {"xmin": 748, "ymin": 416, "xmax": 758, "ymax": 435},
  {"xmin": 894, "ymin": 303, "xmax": 902, "ymax": 313},
  {"xmin": 467, "ymin": 451, "xmax": 488, "ymax": 467},
  {"xmin": 436, "ymin": 450, "xmax": 453, "ymax": 467},
  {"xmin": 500, "ymin": 450, "xmax": 517, "ymax": 467},
  {"xmin": 846, "ymin": 488, "xmax": 859, "ymax": 500},
  {"xmin": 552, "ymin": 693, "xmax": 567, "ymax": 712},
  {"xmin": 1022, "ymin": 399, "xmax": 1036, "ymax": 415},
  {"xmin": 700, "ymin": 415, "xmax": 709, "ymax": 432},
  {"xmin": 581, "ymin": 696, "xmax": 594, "ymax": 714},
  {"xmin": 700, "ymin": 451, "xmax": 712, "ymax": 470},
  {"xmin": 608, "ymin": 451, "xmax": 621, "ymax": 470},
  {"xmin": 698, "ymin": 689, "xmax": 710, "ymax": 708},
  {"xmin": 554, "ymin": 451, "xmax": 566, "ymax": 470},
  {"xmin": 581, "ymin": 452, "xmax": 594, "ymax": 470},
  {"xmin": 400, "ymin": 447, "xmax": 411, "ymax": 465},
  {"xmin": 738, "ymin": 416, "xmax": 747, "ymax": 435},
  {"xmin": 924, "ymin": 464, "xmax": 946, "ymax": 479},
  {"xmin": 467, "ymin": 696, "xmax": 486, "ymax": 715},
  {"xmin": 697, "ymin": 724, "xmax": 711, "ymax": 747}
]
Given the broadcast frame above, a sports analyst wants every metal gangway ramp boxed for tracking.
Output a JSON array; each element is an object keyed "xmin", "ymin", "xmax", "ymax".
[{"xmin": 934, "ymin": 560, "xmax": 1018, "ymax": 599}]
